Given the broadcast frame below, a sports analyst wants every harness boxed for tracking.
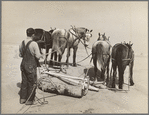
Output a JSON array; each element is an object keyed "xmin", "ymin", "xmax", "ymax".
[
  {"xmin": 69, "ymin": 28, "xmax": 89, "ymax": 46},
  {"xmin": 93, "ymin": 40, "xmax": 111, "ymax": 59},
  {"xmin": 59, "ymin": 29, "xmax": 68, "ymax": 41},
  {"xmin": 69, "ymin": 28, "xmax": 82, "ymax": 46},
  {"xmin": 37, "ymin": 30, "xmax": 52, "ymax": 47},
  {"xmin": 111, "ymin": 44, "xmax": 134, "ymax": 65}
]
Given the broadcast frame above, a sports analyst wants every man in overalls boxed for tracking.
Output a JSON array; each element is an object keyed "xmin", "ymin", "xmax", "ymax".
[{"xmin": 19, "ymin": 28, "xmax": 43, "ymax": 105}]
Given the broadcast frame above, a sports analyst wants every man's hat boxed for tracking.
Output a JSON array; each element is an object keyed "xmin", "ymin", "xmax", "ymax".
[{"xmin": 26, "ymin": 28, "xmax": 35, "ymax": 35}]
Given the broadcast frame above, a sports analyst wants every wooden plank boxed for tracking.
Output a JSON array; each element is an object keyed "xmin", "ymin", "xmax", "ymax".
[{"xmin": 43, "ymin": 71, "xmax": 85, "ymax": 80}]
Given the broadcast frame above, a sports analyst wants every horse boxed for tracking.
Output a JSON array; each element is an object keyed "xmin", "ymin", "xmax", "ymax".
[
  {"xmin": 91, "ymin": 33, "xmax": 112, "ymax": 84},
  {"xmin": 110, "ymin": 42, "xmax": 134, "ymax": 89},
  {"xmin": 33, "ymin": 28, "xmax": 56, "ymax": 63},
  {"xmin": 49, "ymin": 26, "xmax": 93, "ymax": 67}
]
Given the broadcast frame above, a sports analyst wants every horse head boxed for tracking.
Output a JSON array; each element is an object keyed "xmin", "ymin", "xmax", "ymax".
[
  {"xmin": 33, "ymin": 28, "xmax": 44, "ymax": 41},
  {"xmin": 75, "ymin": 27, "xmax": 93, "ymax": 47},
  {"xmin": 49, "ymin": 27, "xmax": 56, "ymax": 34},
  {"xmin": 83, "ymin": 29, "xmax": 93, "ymax": 47},
  {"xmin": 123, "ymin": 41, "xmax": 133, "ymax": 49},
  {"xmin": 97, "ymin": 33, "xmax": 109, "ymax": 41}
]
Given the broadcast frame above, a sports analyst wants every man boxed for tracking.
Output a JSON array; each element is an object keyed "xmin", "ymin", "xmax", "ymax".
[{"xmin": 19, "ymin": 28, "xmax": 43, "ymax": 105}]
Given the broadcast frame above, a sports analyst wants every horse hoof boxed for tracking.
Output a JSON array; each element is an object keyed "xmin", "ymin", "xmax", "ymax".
[
  {"xmin": 106, "ymin": 83, "xmax": 110, "ymax": 88},
  {"xmin": 90, "ymin": 77, "xmax": 95, "ymax": 81},
  {"xmin": 89, "ymin": 81, "xmax": 94, "ymax": 85},
  {"xmin": 72, "ymin": 63, "xmax": 77, "ymax": 67},
  {"xmin": 130, "ymin": 82, "xmax": 134, "ymax": 86}
]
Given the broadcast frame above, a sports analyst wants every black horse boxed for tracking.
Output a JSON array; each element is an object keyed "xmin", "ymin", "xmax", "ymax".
[
  {"xmin": 111, "ymin": 42, "xmax": 134, "ymax": 89},
  {"xmin": 33, "ymin": 28, "xmax": 56, "ymax": 63}
]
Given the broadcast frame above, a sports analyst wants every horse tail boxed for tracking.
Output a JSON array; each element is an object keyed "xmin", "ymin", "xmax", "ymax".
[
  {"xmin": 52, "ymin": 32, "xmax": 62, "ymax": 55},
  {"xmin": 96, "ymin": 43, "xmax": 104, "ymax": 71},
  {"xmin": 116, "ymin": 47, "xmax": 123, "ymax": 89}
]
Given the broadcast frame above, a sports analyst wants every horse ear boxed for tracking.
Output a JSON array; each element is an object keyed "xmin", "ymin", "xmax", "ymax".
[
  {"xmin": 90, "ymin": 30, "xmax": 93, "ymax": 32},
  {"xmin": 131, "ymin": 43, "xmax": 133, "ymax": 46},
  {"xmin": 86, "ymin": 29, "xmax": 89, "ymax": 32},
  {"xmin": 98, "ymin": 33, "xmax": 100, "ymax": 36},
  {"xmin": 103, "ymin": 33, "xmax": 105, "ymax": 36},
  {"xmin": 108, "ymin": 36, "xmax": 110, "ymax": 40}
]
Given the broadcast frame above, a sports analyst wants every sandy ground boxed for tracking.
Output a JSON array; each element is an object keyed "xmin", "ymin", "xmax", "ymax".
[{"xmin": 1, "ymin": 43, "xmax": 148, "ymax": 114}]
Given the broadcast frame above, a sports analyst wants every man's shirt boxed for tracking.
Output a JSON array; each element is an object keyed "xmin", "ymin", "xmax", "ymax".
[{"xmin": 19, "ymin": 37, "xmax": 42, "ymax": 59}]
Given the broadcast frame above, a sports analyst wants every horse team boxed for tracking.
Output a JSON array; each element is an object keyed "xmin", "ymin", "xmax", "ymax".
[{"xmin": 33, "ymin": 25, "xmax": 134, "ymax": 90}]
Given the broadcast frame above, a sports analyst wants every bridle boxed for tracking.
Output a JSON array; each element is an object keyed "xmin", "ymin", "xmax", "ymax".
[{"xmin": 69, "ymin": 28, "xmax": 91, "ymax": 47}]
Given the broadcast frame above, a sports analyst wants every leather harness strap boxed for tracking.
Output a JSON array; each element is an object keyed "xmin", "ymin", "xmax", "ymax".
[{"xmin": 111, "ymin": 44, "xmax": 134, "ymax": 64}]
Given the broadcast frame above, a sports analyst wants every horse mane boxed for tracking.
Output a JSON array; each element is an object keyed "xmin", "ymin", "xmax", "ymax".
[
  {"xmin": 34, "ymin": 28, "xmax": 44, "ymax": 35},
  {"xmin": 122, "ymin": 42, "xmax": 133, "ymax": 49},
  {"xmin": 70, "ymin": 25, "xmax": 88, "ymax": 33}
]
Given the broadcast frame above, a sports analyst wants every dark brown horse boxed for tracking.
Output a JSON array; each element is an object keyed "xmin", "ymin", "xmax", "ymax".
[
  {"xmin": 33, "ymin": 28, "xmax": 55, "ymax": 63},
  {"xmin": 50, "ymin": 26, "xmax": 93, "ymax": 67},
  {"xmin": 92, "ymin": 33, "xmax": 112, "ymax": 83},
  {"xmin": 111, "ymin": 42, "xmax": 134, "ymax": 89}
]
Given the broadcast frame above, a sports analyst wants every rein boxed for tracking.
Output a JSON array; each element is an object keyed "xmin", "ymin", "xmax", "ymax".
[
  {"xmin": 69, "ymin": 30, "xmax": 81, "ymax": 42},
  {"xmin": 69, "ymin": 29, "xmax": 86, "ymax": 47}
]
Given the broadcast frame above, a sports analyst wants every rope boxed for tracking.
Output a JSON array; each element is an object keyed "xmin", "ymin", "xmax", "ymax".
[
  {"xmin": 16, "ymin": 85, "xmax": 36, "ymax": 114},
  {"xmin": 16, "ymin": 67, "xmax": 49, "ymax": 114},
  {"xmin": 77, "ymin": 53, "xmax": 92, "ymax": 63}
]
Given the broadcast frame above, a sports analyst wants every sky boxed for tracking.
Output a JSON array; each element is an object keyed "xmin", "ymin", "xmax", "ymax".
[{"xmin": 1, "ymin": 1, "xmax": 148, "ymax": 55}]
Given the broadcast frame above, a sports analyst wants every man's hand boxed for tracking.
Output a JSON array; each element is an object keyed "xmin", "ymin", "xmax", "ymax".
[{"xmin": 41, "ymin": 54, "xmax": 45, "ymax": 59}]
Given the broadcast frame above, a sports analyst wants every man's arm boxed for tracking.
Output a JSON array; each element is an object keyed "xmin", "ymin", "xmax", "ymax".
[
  {"xmin": 32, "ymin": 42, "xmax": 43, "ymax": 59},
  {"xmin": 19, "ymin": 41, "xmax": 24, "ymax": 58}
]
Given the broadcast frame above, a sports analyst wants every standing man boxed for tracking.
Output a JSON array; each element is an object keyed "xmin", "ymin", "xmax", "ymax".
[{"xmin": 19, "ymin": 28, "xmax": 43, "ymax": 105}]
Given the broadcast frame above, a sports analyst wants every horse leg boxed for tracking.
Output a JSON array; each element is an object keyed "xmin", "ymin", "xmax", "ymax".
[
  {"xmin": 118, "ymin": 64, "xmax": 125, "ymax": 89},
  {"xmin": 93, "ymin": 54, "xmax": 97, "ymax": 81},
  {"xmin": 54, "ymin": 52, "xmax": 58, "ymax": 66},
  {"xmin": 106, "ymin": 57, "xmax": 110, "ymax": 85},
  {"xmin": 72, "ymin": 47, "xmax": 78, "ymax": 67},
  {"xmin": 66, "ymin": 48, "xmax": 70, "ymax": 67},
  {"xmin": 44, "ymin": 47, "xmax": 49, "ymax": 64},
  {"xmin": 129, "ymin": 61, "xmax": 134, "ymax": 86},
  {"xmin": 57, "ymin": 55, "xmax": 61, "ymax": 66},
  {"xmin": 49, "ymin": 50, "xmax": 54, "ymax": 66},
  {"xmin": 58, "ymin": 48, "xmax": 65, "ymax": 66},
  {"xmin": 112, "ymin": 63, "xmax": 117, "ymax": 88},
  {"xmin": 101, "ymin": 69, "xmax": 105, "ymax": 81}
]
